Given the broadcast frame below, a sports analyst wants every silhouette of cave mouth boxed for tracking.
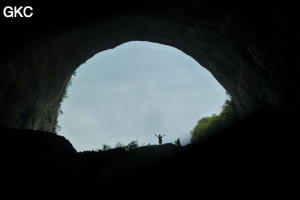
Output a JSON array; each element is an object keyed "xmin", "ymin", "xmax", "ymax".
[
  {"xmin": 57, "ymin": 41, "xmax": 228, "ymax": 151},
  {"xmin": 0, "ymin": 2, "xmax": 292, "ymax": 133},
  {"xmin": 0, "ymin": 1, "xmax": 297, "ymax": 191}
]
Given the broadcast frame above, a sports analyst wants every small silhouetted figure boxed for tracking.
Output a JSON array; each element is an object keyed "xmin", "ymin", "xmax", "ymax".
[
  {"xmin": 175, "ymin": 138, "xmax": 181, "ymax": 146},
  {"xmin": 155, "ymin": 134, "xmax": 166, "ymax": 145}
]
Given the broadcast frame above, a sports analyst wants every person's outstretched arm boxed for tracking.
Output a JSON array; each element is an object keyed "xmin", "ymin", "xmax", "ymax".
[{"xmin": 162, "ymin": 134, "xmax": 166, "ymax": 137}]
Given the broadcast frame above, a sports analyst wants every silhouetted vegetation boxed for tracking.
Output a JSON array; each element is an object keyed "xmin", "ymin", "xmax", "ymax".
[
  {"xmin": 101, "ymin": 144, "xmax": 112, "ymax": 151},
  {"xmin": 191, "ymin": 97, "xmax": 235, "ymax": 143},
  {"xmin": 125, "ymin": 140, "xmax": 139, "ymax": 151},
  {"xmin": 115, "ymin": 142, "xmax": 125, "ymax": 149},
  {"xmin": 54, "ymin": 72, "xmax": 76, "ymax": 133},
  {"xmin": 101, "ymin": 140, "xmax": 139, "ymax": 151}
]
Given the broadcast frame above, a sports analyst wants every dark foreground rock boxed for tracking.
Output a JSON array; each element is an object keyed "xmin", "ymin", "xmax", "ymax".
[{"xmin": 0, "ymin": 113, "xmax": 297, "ymax": 196}]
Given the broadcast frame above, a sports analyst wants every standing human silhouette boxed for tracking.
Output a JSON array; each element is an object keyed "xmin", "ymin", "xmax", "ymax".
[
  {"xmin": 155, "ymin": 134, "xmax": 166, "ymax": 145},
  {"xmin": 175, "ymin": 138, "xmax": 181, "ymax": 146}
]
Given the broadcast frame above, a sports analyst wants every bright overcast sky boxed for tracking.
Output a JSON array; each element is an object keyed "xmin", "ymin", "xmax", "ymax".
[{"xmin": 58, "ymin": 41, "xmax": 228, "ymax": 151}]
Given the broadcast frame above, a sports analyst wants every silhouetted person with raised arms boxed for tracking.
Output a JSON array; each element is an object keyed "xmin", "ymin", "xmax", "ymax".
[{"xmin": 155, "ymin": 134, "xmax": 166, "ymax": 145}]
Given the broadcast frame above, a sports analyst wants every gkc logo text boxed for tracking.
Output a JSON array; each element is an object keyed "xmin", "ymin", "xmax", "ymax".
[{"xmin": 3, "ymin": 6, "xmax": 33, "ymax": 18}]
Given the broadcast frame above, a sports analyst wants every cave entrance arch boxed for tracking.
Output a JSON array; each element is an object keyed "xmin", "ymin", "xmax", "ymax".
[
  {"xmin": 57, "ymin": 41, "xmax": 228, "ymax": 151},
  {"xmin": 0, "ymin": 5, "xmax": 284, "ymax": 133}
]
